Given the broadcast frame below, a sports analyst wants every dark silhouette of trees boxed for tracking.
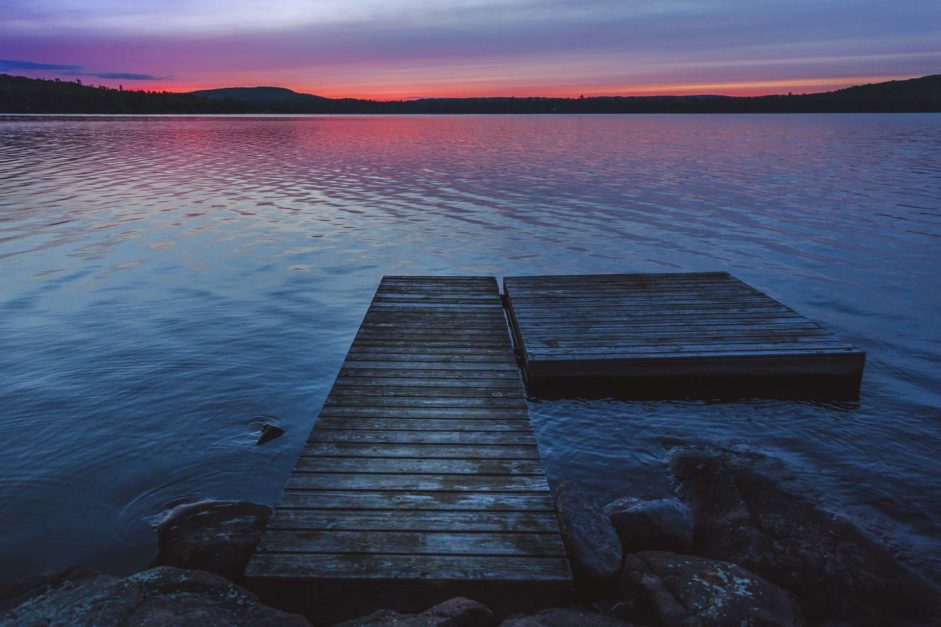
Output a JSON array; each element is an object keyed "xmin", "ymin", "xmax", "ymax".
[{"xmin": 1, "ymin": 73, "xmax": 938, "ymax": 115}]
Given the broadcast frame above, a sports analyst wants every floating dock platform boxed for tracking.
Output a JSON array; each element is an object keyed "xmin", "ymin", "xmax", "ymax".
[
  {"xmin": 504, "ymin": 272, "xmax": 865, "ymax": 398},
  {"xmin": 246, "ymin": 276, "xmax": 571, "ymax": 623}
]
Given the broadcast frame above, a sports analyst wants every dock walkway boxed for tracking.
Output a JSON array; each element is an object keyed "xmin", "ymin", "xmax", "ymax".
[{"xmin": 246, "ymin": 276, "xmax": 570, "ymax": 621}]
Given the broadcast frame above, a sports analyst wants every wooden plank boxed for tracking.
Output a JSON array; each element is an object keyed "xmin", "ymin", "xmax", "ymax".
[
  {"xmin": 338, "ymin": 367, "xmax": 521, "ymax": 379},
  {"xmin": 278, "ymin": 490, "xmax": 556, "ymax": 511},
  {"xmin": 333, "ymin": 376, "xmax": 521, "ymax": 388},
  {"xmin": 294, "ymin": 457, "xmax": 544, "ymax": 475},
  {"xmin": 308, "ymin": 430, "xmax": 537, "ymax": 445},
  {"xmin": 246, "ymin": 553, "xmax": 572, "ymax": 581},
  {"xmin": 317, "ymin": 406, "xmax": 530, "ymax": 419},
  {"xmin": 247, "ymin": 276, "xmax": 570, "ymax": 595},
  {"xmin": 341, "ymin": 360, "xmax": 519, "ymax": 371},
  {"xmin": 304, "ymin": 443, "xmax": 541, "ymax": 459},
  {"xmin": 257, "ymin": 530, "xmax": 564, "ymax": 556},
  {"xmin": 313, "ymin": 418, "xmax": 532, "ymax": 432},
  {"xmin": 326, "ymin": 385, "xmax": 527, "ymax": 399},
  {"xmin": 530, "ymin": 345, "xmax": 861, "ymax": 359},
  {"xmin": 267, "ymin": 510, "xmax": 561, "ymax": 533},
  {"xmin": 286, "ymin": 473, "xmax": 549, "ymax": 492},
  {"xmin": 323, "ymin": 397, "xmax": 527, "ymax": 409}
]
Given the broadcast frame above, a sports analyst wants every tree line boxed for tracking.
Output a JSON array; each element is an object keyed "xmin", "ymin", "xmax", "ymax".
[{"xmin": 2, "ymin": 73, "xmax": 939, "ymax": 114}]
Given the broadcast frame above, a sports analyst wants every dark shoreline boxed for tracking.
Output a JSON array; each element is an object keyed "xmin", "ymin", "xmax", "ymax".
[
  {"xmin": 3, "ymin": 445, "xmax": 938, "ymax": 626},
  {"xmin": 2, "ymin": 73, "xmax": 940, "ymax": 115}
]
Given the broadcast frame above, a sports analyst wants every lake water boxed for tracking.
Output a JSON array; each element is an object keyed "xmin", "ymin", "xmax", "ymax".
[{"xmin": 1, "ymin": 114, "xmax": 939, "ymax": 585}]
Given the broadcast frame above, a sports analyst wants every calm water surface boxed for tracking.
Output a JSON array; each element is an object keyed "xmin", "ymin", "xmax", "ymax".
[{"xmin": 1, "ymin": 114, "xmax": 939, "ymax": 584}]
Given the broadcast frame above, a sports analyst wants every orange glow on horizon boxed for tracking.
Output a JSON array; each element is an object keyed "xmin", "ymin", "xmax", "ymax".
[{"xmin": 128, "ymin": 74, "xmax": 911, "ymax": 101}]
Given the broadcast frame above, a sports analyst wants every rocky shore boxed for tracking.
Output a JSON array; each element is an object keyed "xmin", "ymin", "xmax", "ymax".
[{"xmin": 3, "ymin": 445, "xmax": 938, "ymax": 626}]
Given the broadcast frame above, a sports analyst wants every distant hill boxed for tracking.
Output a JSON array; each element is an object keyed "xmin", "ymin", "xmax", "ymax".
[
  {"xmin": 189, "ymin": 86, "xmax": 331, "ymax": 104},
  {"xmin": 1, "ymin": 73, "xmax": 939, "ymax": 114}
]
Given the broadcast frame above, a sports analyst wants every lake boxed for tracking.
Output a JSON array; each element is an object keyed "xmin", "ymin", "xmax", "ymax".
[{"xmin": 0, "ymin": 114, "xmax": 939, "ymax": 585}]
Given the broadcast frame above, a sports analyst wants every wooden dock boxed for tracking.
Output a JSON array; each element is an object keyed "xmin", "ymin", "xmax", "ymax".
[
  {"xmin": 246, "ymin": 276, "xmax": 571, "ymax": 622},
  {"xmin": 504, "ymin": 272, "xmax": 865, "ymax": 398}
]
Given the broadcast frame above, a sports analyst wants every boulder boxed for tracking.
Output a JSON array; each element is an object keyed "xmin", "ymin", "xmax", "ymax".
[
  {"xmin": 670, "ymin": 446, "xmax": 941, "ymax": 625},
  {"xmin": 603, "ymin": 497, "xmax": 693, "ymax": 554},
  {"xmin": 333, "ymin": 597, "xmax": 493, "ymax": 626},
  {"xmin": 620, "ymin": 551, "xmax": 803, "ymax": 626},
  {"xmin": 555, "ymin": 481, "xmax": 623, "ymax": 591},
  {"xmin": 151, "ymin": 500, "xmax": 271, "ymax": 581},
  {"xmin": 0, "ymin": 566, "xmax": 308, "ymax": 625},
  {"xmin": 256, "ymin": 421, "xmax": 285, "ymax": 445},
  {"xmin": 501, "ymin": 607, "xmax": 640, "ymax": 626}
]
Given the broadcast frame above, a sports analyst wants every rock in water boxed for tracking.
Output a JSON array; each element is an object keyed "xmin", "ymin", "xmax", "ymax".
[
  {"xmin": 0, "ymin": 566, "xmax": 309, "ymax": 625},
  {"xmin": 620, "ymin": 551, "xmax": 803, "ymax": 627},
  {"xmin": 151, "ymin": 500, "xmax": 271, "ymax": 581},
  {"xmin": 333, "ymin": 597, "xmax": 493, "ymax": 626},
  {"xmin": 257, "ymin": 422, "xmax": 285, "ymax": 445},
  {"xmin": 670, "ymin": 446, "xmax": 941, "ymax": 625},
  {"xmin": 502, "ymin": 607, "xmax": 640, "ymax": 626},
  {"xmin": 554, "ymin": 481, "xmax": 623, "ymax": 592},
  {"xmin": 603, "ymin": 497, "xmax": 693, "ymax": 554}
]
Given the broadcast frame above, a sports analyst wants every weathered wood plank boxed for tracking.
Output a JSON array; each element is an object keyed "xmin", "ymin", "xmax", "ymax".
[
  {"xmin": 294, "ymin": 456, "xmax": 544, "ymax": 475},
  {"xmin": 341, "ymin": 360, "xmax": 519, "ymax": 371},
  {"xmin": 257, "ymin": 530, "xmax": 565, "ymax": 556},
  {"xmin": 323, "ymin": 397, "xmax": 527, "ymax": 409},
  {"xmin": 278, "ymin": 490, "xmax": 555, "ymax": 511},
  {"xmin": 326, "ymin": 385, "xmax": 526, "ymax": 399},
  {"xmin": 304, "ymin": 442, "xmax": 541, "ymax": 459},
  {"xmin": 333, "ymin": 376, "xmax": 521, "ymax": 389},
  {"xmin": 308, "ymin": 430, "xmax": 537, "ymax": 445},
  {"xmin": 317, "ymin": 406, "xmax": 530, "ymax": 419},
  {"xmin": 313, "ymin": 418, "xmax": 531, "ymax": 432},
  {"xmin": 246, "ymin": 553, "xmax": 572, "ymax": 581},
  {"xmin": 286, "ymin": 473, "xmax": 549, "ymax": 492},
  {"xmin": 338, "ymin": 367, "xmax": 521, "ymax": 379},
  {"xmin": 529, "ymin": 345, "xmax": 862, "ymax": 359},
  {"xmin": 267, "ymin": 509, "xmax": 561, "ymax": 533}
]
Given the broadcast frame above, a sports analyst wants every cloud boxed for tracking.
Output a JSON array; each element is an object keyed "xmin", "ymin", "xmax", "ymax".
[
  {"xmin": 0, "ymin": 58, "xmax": 165, "ymax": 80},
  {"xmin": 91, "ymin": 72, "xmax": 165, "ymax": 80},
  {"xmin": 0, "ymin": 59, "xmax": 81, "ymax": 72}
]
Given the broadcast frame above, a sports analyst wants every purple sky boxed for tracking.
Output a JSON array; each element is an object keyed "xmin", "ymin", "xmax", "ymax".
[{"xmin": 1, "ymin": 1, "xmax": 939, "ymax": 98}]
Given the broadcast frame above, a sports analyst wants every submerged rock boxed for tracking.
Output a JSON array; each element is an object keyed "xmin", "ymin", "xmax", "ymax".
[
  {"xmin": 554, "ymin": 481, "xmax": 623, "ymax": 592},
  {"xmin": 333, "ymin": 597, "xmax": 493, "ymax": 626},
  {"xmin": 670, "ymin": 445, "xmax": 941, "ymax": 625},
  {"xmin": 620, "ymin": 551, "xmax": 803, "ymax": 627},
  {"xmin": 603, "ymin": 497, "xmax": 693, "ymax": 554},
  {"xmin": 501, "ymin": 607, "xmax": 639, "ymax": 626},
  {"xmin": 257, "ymin": 422, "xmax": 285, "ymax": 445},
  {"xmin": 0, "ymin": 566, "xmax": 308, "ymax": 626},
  {"xmin": 151, "ymin": 500, "xmax": 271, "ymax": 581}
]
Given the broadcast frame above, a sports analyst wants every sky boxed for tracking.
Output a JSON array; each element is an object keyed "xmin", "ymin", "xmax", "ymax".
[{"xmin": 0, "ymin": 0, "xmax": 939, "ymax": 99}]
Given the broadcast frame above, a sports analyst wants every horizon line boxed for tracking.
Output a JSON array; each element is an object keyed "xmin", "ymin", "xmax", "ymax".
[{"xmin": 4, "ymin": 71, "xmax": 935, "ymax": 102}]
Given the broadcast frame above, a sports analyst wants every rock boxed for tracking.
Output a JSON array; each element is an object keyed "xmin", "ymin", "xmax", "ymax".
[
  {"xmin": 0, "ymin": 565, "xmax": 309, "ymax": 625},
  {"xmin": 603, "ymin": 497, "xmax": 693, "ymax": 554},
  {"xmin": 333, "ymin": 596, "xmax": 493, "ymax": 626},
  {"xmin": 555, "ymin": 481, "xmax": 623, "ymax": 592},
  {"xmin": 151, "ymin": 500, "xmax": 271, "ymax": 581},
  {"xmin": 670, "ymin": 446, "xmax": 941, "ymax": 625},
  {"xmin": 257, "ymin": 422, "xmax": 285, "ymax": 445},
  {"xmin": 620, "ymin": 551, "xmax": 803, "ymax": 627},
  {"xmin": 501, "ymin": 607, "xmax": 640, "ymax": 626}
]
